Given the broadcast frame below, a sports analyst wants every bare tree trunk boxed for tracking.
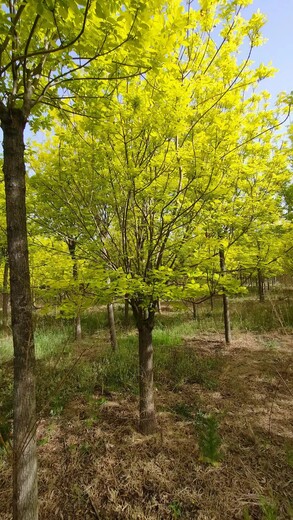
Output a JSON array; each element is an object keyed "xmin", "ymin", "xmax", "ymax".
[
  {"xmin": 67, "ymin": 239, "xmax": 82, "ymax": 340},
  {"xmin": 157, "ymin": 299, "xmax": 162, "ymax": 314},
  {"xmin": 2, "ymin": 110, "xmax": 38, "ymax": 520},
  {"xmin": 258, "ymin": 268, "xmax": 265, "ymax": 302},
  {"xmin": 75, "ymin": 314, "xmax": 82, "ymax": 341},
  {"xmin": 222, "ymin": 291, "xmax": 231, "ymax": 345},
  {"xmin": 124, "ymin": 295, "xmax": 129, "ymax": 324},
  {"xmin": 2, "ymin": 258, "xmax": 10, "ymax": 334},
  {"xmin": 138, "ymin": 322, "xmax": 156, "ymax": 434},
  {"xmin": 192, "ymin": 300, "xmax": 197, "ymax": 320},
  {"xmin": 210, "ymin": 294, "xmax": 214, "ymax": 311},
  {"xmin": 219, "ymin": 248, "xmax": 231, "ymax": 345},
  {"xmin": 107, "ymin": 302, "xmax": 118, "ymax": 351},
  {"xmin": 132, "ymin": 301, "xmax": 157, "ymax": 435}
]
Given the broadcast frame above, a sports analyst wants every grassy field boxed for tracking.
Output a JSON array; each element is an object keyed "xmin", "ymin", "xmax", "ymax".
[{"xmin": 0, "ymin": 294, "xmax": 292, "ymax": 519}]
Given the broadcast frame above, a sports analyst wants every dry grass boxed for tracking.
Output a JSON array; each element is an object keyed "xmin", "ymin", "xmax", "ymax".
[{"xmin": 0, "ymin": 331, "xmax": 292, "ymax": 519}]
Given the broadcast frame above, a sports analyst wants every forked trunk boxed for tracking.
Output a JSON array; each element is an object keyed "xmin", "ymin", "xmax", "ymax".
[
  {"xmin": 2, "ymin": 110, "xmax": 38, "ymax": 520},
  {"xmin": 2, "ymin": 259, "xmax": 9, "ymax": 333},
  {"xmin": 107, "ymin": 302, "xmax": 118, "ymax": 351}
]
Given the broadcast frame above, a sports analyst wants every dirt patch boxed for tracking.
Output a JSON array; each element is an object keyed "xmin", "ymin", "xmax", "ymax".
[{"xmin": 0, "ymin": 332, "xmax": 292, "ymax": 519}]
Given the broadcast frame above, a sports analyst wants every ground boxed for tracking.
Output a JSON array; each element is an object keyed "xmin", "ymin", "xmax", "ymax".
[{"xmin": 0, "ymin": 328, "xmax": 292, "ymax": 519}]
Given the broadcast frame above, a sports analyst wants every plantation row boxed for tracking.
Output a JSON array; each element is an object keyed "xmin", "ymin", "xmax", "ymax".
[{"xmin": 0, "ymin": 0, "xmax": 292, "ymax": 518}]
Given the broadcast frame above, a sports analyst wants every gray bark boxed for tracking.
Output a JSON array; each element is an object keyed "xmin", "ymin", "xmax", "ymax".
[
  {"xmin": 2, "ymin": 109, "xmax": 38, "ymax": 520},
  {"xmin": 2, "ymin": 258, "xmax": 10, "ymax": 333},
  {"xmin": 132, "ymin": 301, "xmax": 157, "ymax": 435}
]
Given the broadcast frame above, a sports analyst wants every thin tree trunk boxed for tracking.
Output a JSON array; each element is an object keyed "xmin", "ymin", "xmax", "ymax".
[
  {"xmin": 157, "ymin": 299, "xmax": 162, "ymax": 314},
  {"xmin": 257, "ymin": 268, "xmax": 265, "ymax": 302},
  {"xmin": 192, "ymin": 300, "xmax": 197, "ymax": 320},
  {"xmin": 222, "ymin": 292, "xmax": 231, "ymax": 345},
  {"xmin": 2, "ymin": 110, "xmax": 38, "ymax": 520},
  {"xmin": 124, "ymin": 295, "xmax": 129, "ymax": 324},
  {"xmin": 107, "ymin": 302, "xmax": 118, "ymax": 351},
  {"xmin": 219, "ymin": 248, "xmax": 231, "ymax": 345},
  {"xmin": 2, "ymin": 259, "xmax": 10, "ymax": 334},
  {"xmin": 67, "ymin": 239, "xmax": 82, "ymax": 340},
  {"xmin": 75, "ymin": 314, "xmax": 82, "ymax": 341},
  {"xmin": 132, "ymin": 301, "xmax": 157, "ymax": 435},
  {"xmin": 210, "ymin": 294, "xmax": 214, "ymax": 311}
]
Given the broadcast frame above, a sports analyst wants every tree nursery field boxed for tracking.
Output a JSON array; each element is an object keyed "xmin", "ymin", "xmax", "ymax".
[
  {"xmin": 0, "ymin": 0, "xmax": 293, "ymax": 518},
  {"xmin": 1, "ymin": 297, "xmax": 293, "ymax": 519}
]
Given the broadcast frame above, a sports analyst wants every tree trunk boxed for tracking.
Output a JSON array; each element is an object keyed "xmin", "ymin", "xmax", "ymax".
[
  {"xmin": 138, "ymin": 322, "xmax": 156, "ymax": 434},
  {"xmin": 222, "ymin": 292, "xmax": 231, "ymax": 345},
  {"xmin": 192, "ymin": 300, "xmax": 197, "ymax": 320},
  {"xmin": 257, "ymin": 268, "xmax": 265, "ymax": 302},
  {"xmin": 157, "ymin": 299, "xmax": 162, "ymax": 314},
  {"xmin": 2, "ymin": 110, "xmax": 38, "ymax": 520},
  {"xmin": 124, "ymin": 295, "xmax": 129, "ymax": 324},
  {"xmin": 107, "ymin": 302, "xmax": 118, "ymax": 351},
  {"xmin": 2, "ymin": 259, "xmax": 10, "ymax": 334},
  {"xmin": 210, "ymin": 294, "xmax": 214, "ymax": 311},
  {"xmin": 219, "ymin": 248, "xmax": 231, "ymax": 345},
  {"xmin": 132, "ymin": 301, "xmax": 157, "ymax": 435},
  {"xmin": 67, "ymin": 239, "xmax": 82, "ymax": 340},
  {"xmin": 75, "ymin": 314, "xmax": 82, "ymax": 341}
]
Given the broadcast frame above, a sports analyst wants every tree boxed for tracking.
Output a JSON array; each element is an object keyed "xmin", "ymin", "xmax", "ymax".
[
  {"xmin": 27, "ymin": 0, "xmax": 293, "ymax": 438},
  {"xmin": 0, "ymin": 176, "xmax": 9, "ymax": 333},
  {"xmin": 0, "ymin": 0, "xmax": 174, "ymax": 516}
]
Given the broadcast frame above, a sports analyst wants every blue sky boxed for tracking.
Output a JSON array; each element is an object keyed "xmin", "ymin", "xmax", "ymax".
[
  {"xmin": 243, "ymin": 0, "xmax": 293, "ymax": 101},
  {"xmin": 2, "ymin": 0, "xmax": 292, "ymax": 144}
]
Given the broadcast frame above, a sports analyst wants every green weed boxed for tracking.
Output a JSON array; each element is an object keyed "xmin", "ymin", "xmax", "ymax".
[
  {"xmin": 259, "ymin": 497, "xmax": 278, "ymax": 520},
  {"xmin": 155, "ymin": 345, "xmax": 221, "ymax": 390},
  {"xmin": 171, "ymin": 402, "xmax": 195, "ymax": 420},
  {"xmin": 153, "ymin": 327, "xmax": 182, "ymax": 347},
  {"xmin": 95, "ymin": 345, "xmax": 138, "ymax": 393},
  {"xmin": 285, "ymin": 443, "xmax": 293, "ymax": 468},
  {"xmin": 195, "ymin": 411, "xmax": 222, "ymax": 465},
  {"xmin": 242, "ymin": 508, "xmax": 252, "ymax": 520},
  {"xmin": 35, "ymin": 324, "xmax": 71, "ymax": 359},
  {"xmin": 0, "ymin": 336, "xmax": 12, "ymax": 363},
  {"xmin": 169, "ymin": 501, "xmax": 183, "ymax": 519}
]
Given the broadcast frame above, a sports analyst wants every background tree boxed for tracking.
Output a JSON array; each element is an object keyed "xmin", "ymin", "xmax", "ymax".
[
  {"xmin": 0, "ymin": 0, "xmax": 177, "ymax": 516},
  {"xmin": 27, "ymin": 0, "xmax": 286, "ymax": 431}
]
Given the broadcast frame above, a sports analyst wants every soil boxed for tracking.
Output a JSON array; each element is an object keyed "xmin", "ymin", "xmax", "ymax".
[{"xmin": 0, "ymin": 331, "xmax": 292, "ymax": 519}]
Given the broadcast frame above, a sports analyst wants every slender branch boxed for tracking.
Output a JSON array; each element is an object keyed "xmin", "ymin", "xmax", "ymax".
[{"xmin": 0, "ymin": 0, "xmax": 91, "ymax": 74}]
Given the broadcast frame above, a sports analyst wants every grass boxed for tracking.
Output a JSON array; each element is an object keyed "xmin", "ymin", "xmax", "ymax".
[
  {"xmin": 35, "ymin": 322, "xmax": 72, "ymax": 359},
  {"xmin": 1, "ymin": 293, "xmax": 293, "ymax": 519},
  {"xmin": 1, "ymin": 292, "xmax": 291, "ymax": 418},
  {"xmin": 158, "ymin": 294, "xmax": 293, "ymax": 333}
]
